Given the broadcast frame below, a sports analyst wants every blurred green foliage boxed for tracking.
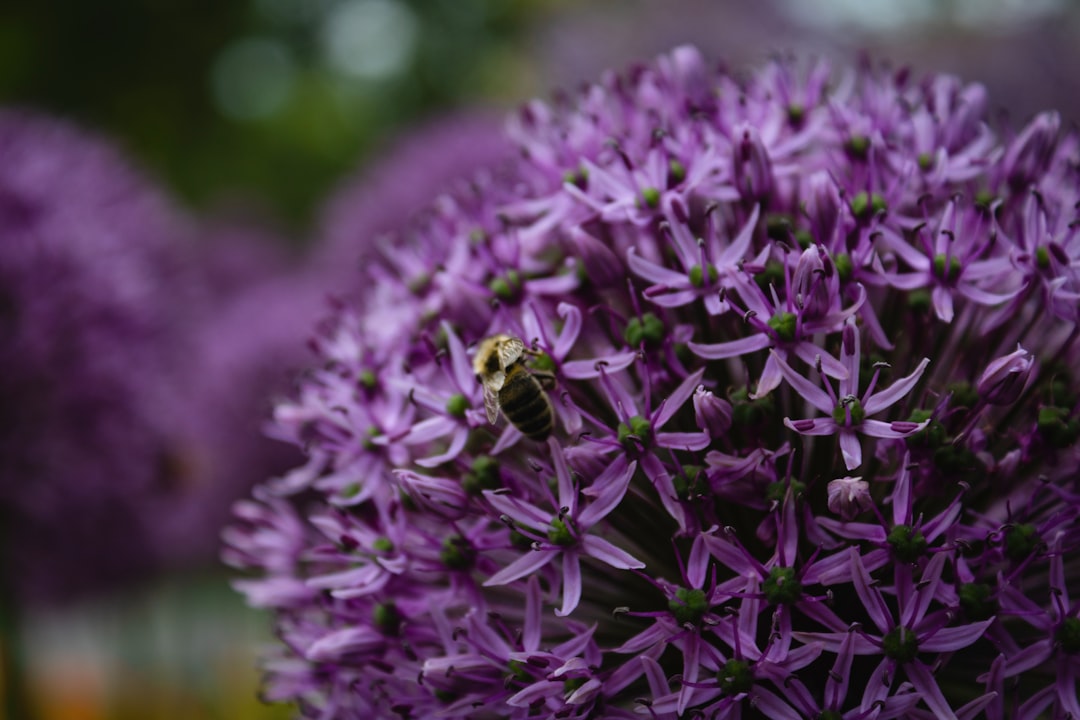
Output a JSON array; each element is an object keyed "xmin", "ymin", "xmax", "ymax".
[{"xmin": 0, "ymin": 0, "xmax": 555, "ymax": 230}]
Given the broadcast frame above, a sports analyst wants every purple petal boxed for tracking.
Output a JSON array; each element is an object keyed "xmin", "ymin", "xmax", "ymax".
[
  {"xmin": 579, "ymin": 458, "xmax": 635, "ymax": 526},
  {"xmin": 772, "ymin": 350, "xmax": 834, "ymax": 412},
  {"xmin": 753, "ymin": 351, "xmax": 784, "ymax": 398},
  {"xmin": 861, "ymin": 418, "xmax": 929, "ymax": 439},
  {"xmin": 484, "ymin": 548, "xmax": 559, "ymax": 586},
  {"xmin": 483, "ymin": 490, "xmax": 550, "ymax": 528},
  {"xmin": 717, "ymin": 204, "xmax": 761, "ymax": 266},
  {"xmin": 919, "ymin": 619, "xmax": 992, "ymax": 652},
  {"xmin": 689, "ymin": 333, "xmax": 772, "ymax": 360},
  {"xmin": 443, "ymin": 322, "xmax": 475, "ymax": 393},
  {"xmin": 687, "ymin": 534, "xmax": 710, "ymax": 589},
  {"xmin": 839, "ymin": 429, "xmax": 862, "ymax": 470},
  {"xmin": 522, "ymin": 576, "xmax": 542, "ymax": 651},
  {"xmin": 628, "ymin": 247, "xmax": 691, "ymax": 286},
  {"xmin": 553, "ymin": 302, "xmax": 583, "ymax": 359},
  {"xmin": 555, "ymin": 552, "xmax": 582, "ymax": 616},
  {"xmin": 648, "ymin": 289, "xmax": 700, "ymax": 307},
  {"xmin": 793, "ymin": 341, "xmax": 848, "ymax": 380},
  {"xmin": 1056, "ymin": 662, "xmax": 1080, "ymax": 719},
  {"xmin": 1002, "ymin": 640, "xmax": 1053, "ymax": 677},
  {"xmin": 849, "ymin": 547, "xmax": 892, "ymax": 634},
  {"xmin": 657, "ymin": 431, "xmax": 712, "ymax": 451},
  {"xmin": 903, "ymin": 551, "xmax": 947, "ymax": 627},
  {"xmin": 306, "ymin": 626, "xmax": 382, "ymax": 662},
  {"xmin": 562, "ymin": 350, "xmax": 637, "ymax": 379},
  {"xmin": 750, "ymin": 688, "xmax": 801, "ymax": 720},
  {"xmin": 932, "ymin": 285, "xmax": 955, "ymax": 323},
  {"xmin": 784, "ymin": 417, "xmax": 839, "ymax": 436},
  {"xmin": 906, "ymin": 661, "xmax": 959, "ymax": 720},
  {"xmin": 654, "ymin": 367, "xmax": 706, "ymax": 427},
  {"xmin": 550, "ymin": 438, "xmax": 576, "ymax": 514},
  {"xmin": 582, "ymin": 535, "xmax": 645, "ymax": 570},
  {"xmin": 863, "ymin": 357, "xmax": 930, "ymax": 415},
  {"xmin": 414, "ymin": 425, "xmax": 469, "ymax": 467}
]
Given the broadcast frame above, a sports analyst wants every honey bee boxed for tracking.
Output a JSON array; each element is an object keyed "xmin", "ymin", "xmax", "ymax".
[{"xmin": 473, "ymin": 334, "xmax": 554, "ymax": 441}]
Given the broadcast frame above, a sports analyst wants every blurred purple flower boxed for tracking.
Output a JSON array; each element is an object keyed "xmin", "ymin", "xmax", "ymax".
[
  {"xmin": 227, "ymin": 47, "xmax": 1080, "ymax": 719},
  {"xmin": 0, "ymin": 109, "xmax": 204, "ymax": 602}
]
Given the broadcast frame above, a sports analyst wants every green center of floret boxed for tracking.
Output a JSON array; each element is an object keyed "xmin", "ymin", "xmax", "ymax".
[
  {"xmin": 673, "ymin": 465, "xmax": 706, "ymax": 501},
  {"xmin": 786, "ymin": 103, "xmax": 805, "ymax": 126},
  {"xmin": 562, "ymin": 165, "xmax": 588, "ymax": 187},
  {"xmin": 882, "ymin": 626, "xmax": 919, "ymax": 663},
  {"xmin": 373, "ymin": 601, "xmax": 402, "ymax": 636},
  {"xmin": 359, "ymin": 370, "xmax": 377, "ymax": 389},
  {"xmin": 445, "ymin": 393, "xmax": 469, "ymax": 418},
  {"xmin": 754, "ymin": 260, "xmax": 785, "ymax": 292},
  {"xmin": 917, "ymin": 152, "xmax": 934, "ymax": 171},
  {"xmin": 819, "ymin": 711, "xmax": 844, "ymax": 720},
  {"xmin": 958, "ymin": 583, "xmax": 995, "ymax": 621},
  {"xmin": 717, "ymin": 659, "xmax": 754, "ymax": 695},
  {"xmin": 765, "ymin": 213, "xmax": 792, "ymax": 240},
  {"xmin": 507, "ymin": 659, "xmax": 530, "ymax": 683},
  {"xmin": 905, "ymin": 408, "xmax": 946, "ymax": 448},
  {"xmin": 531, "ymin": 351, "xmax": 556, "ymax": 372},
  {"xmin": 856, "ymin": 191, "xmax": 886, "ymax": 218},
  {"xmin": 547, "ymin": 517, "xmax": 575, "ymax": 546},
  {"xmin": 767, "ymin": 311, "xmax": 798, "ymax": 342},
  {"xmin": 1038, "ymin": 406, "xmax": 1080, "ymax": 448},
  {"xmin": 463, "ymin": 455, "xmax": 501, "ymax": 495},
  {"xmin": 669, "ymin": 587, "xmax": 709, "ymax": 626},
  {"xmin": 372, "ymin": 537, "xmax": 394, "ymax": 553},
  {"xmin": 624, "ymin": 312, "xmax": 665, "ymax": 347},
  {"xmin": 764, "ymin": 566, "xmax": 803, "ymax": 605},
  {"xmin": 440, "ymin": 535, "xmax": 476, "ymax": 571},
  {"xmin": 1035, "ymin": 246, "xmax": 1051, "ymax": 269},
  {"xmin": 668, "ymin": 159, "xmax": 686, "ymax": 184},
  {"xmin": 766, "ymin": 479, "xmax": 806, "ymax": 503},
  {"xmin": 933, "ymin": 253, "xmax": 962, "ymax": 282},
  {"xmin": 851, "ymin": 191, "xmax": 886, "ymax": 220},
  {"xmin": 1004, "ymin": 523, "xmax": 1039, "ymax": 561},
  {"xmin": 617, "ymin": 415, "xmax": 654, "ymax": 452},
  {"xmin": 832, "ymin": 397, "xmax": 865, "ymax": 426},
  {"xmin": 834, "ymin": 252, "xmax": 853, "ymax": 282},
  {"xmin": 887, "ymin": 524, "xmax": 928, "ymax": 563},
  {"xmin": 907, "ymin": 288, "xmax": 931, "ymax": 313},
  {"xmin": 846, "ymin": 134, "xmax": 870, "ymax": 159},
  {"xmin": 640, "ymin": 187, "xmax": 661, "ymax": 209},
  {"xmin": 489, "ymin": 269, "xmax": 522, "ymax": 300},
  {"xmin": 689, "ymin": 263, "xmax": 718, "ymax": 288},
  {"xmin": 1057, "ymin": 618, "xmax": 1080, "ymax": 654},
  {"xmin": 947, "ymin": 381, "xmax": 979, "ymax": 410}
]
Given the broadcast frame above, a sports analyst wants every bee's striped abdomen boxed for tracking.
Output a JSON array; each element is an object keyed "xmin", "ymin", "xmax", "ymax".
[{"xmin": 499, "ymin": 366, "xmax": 554, "ymax": 441}]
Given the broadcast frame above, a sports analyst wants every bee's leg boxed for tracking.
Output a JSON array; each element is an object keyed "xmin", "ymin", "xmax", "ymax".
[{"xmin": 531, "ymin": 370, "xmax": 557, "ymax": 390}]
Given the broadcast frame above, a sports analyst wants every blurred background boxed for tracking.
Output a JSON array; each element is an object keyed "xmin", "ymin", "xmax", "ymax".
[{"xmin": 1, "ymin": 0, "xmax": 1078, "ymax": 717}]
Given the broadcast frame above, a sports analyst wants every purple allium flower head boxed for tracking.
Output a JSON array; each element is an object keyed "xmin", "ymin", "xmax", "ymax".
[
  {"xmin": 0, "ymin": 109, "xmax": 202, "ymax": 602},
  {"xmin": 228, "ymin": 47, "xmax": 1080, "ymax": 719}
]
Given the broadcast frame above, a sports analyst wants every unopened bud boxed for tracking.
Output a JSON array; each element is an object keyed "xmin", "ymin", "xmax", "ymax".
[
  {"xmin": 1003, "ymin": 112, "xmax": 1060, "ymax": 189},
  {"xmin": 792, "ymin": 245, "xmax": 835, "ymax": 321},
  {"xmin": 977, "ymin": 345, "xmax": 1035, "ymax": 406},
  {"xmin": 732, "ymin": 123, "xmax": 773, "ymax": 201},
  {"xmin": 827, "ymin": 477, "xmax": 873, "ymax": 520},
  {"xmin": 806, "ymin": 171, "xmax": 842, "ymax": 245},
  {"xmin": 694, "ymin": 385, "xmax": 733, "ymax": 438}
]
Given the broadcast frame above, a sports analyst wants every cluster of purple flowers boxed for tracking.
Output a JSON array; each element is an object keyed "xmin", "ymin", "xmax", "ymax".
[{"xmin": 225, "ymin": 47, "xmax": 1080, "ymax": 719}]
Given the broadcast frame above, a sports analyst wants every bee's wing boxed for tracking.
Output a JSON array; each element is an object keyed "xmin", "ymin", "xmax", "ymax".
[
  {"xmin": 498, "ymin": 337, "xmax": 525, "ymax": 367},
  {"xmin": 481, "ymin": 373, "xmax": 504, "ymax": 424}
]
